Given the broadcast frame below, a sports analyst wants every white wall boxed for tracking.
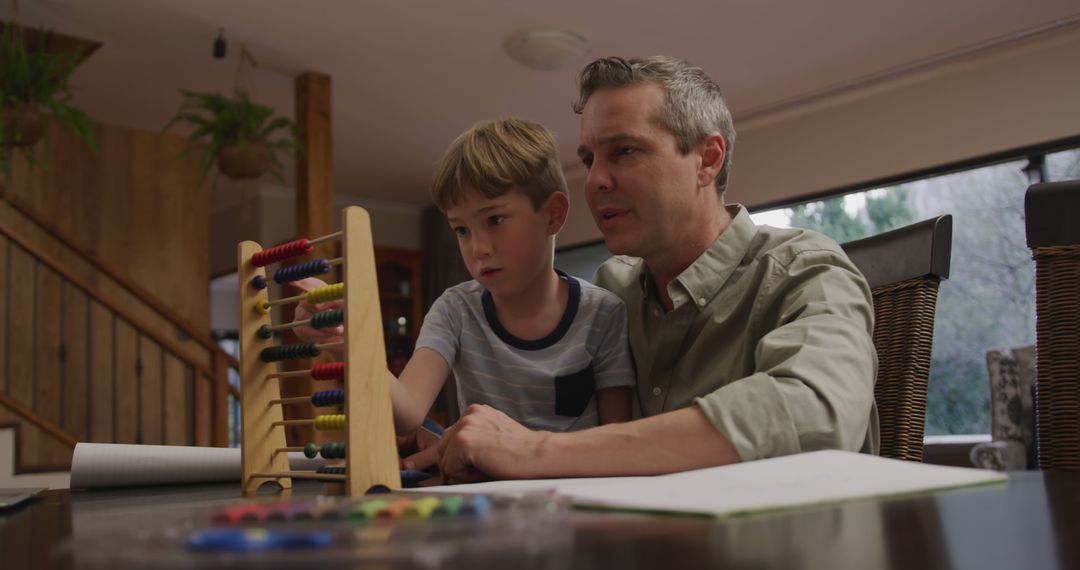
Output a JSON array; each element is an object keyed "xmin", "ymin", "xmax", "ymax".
[{"xmin": 557, "ymin": 27, "xmax": 1080, "ymax": 247}]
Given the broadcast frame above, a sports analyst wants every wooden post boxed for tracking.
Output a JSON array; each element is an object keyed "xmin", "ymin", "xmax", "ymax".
[
  {"xmin": 282, "ymin": 71, "xmax": 336, "ymax": 445},
  {"xmin": 211, "ymin": 351, "xmax": 230, "ymax": 447}
]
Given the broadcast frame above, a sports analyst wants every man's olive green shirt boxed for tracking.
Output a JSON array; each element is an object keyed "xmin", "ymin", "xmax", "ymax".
[{"xmin": 595, "ymin": 206, "xmax": 879, "ymax": 461}]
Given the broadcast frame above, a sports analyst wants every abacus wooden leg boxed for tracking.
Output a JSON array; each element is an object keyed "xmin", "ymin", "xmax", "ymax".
[
  {"xmin": 342, "ymin": 206, "xmax": 401, "ymax": 495},
  {"xmin": 238, "ymin": 240, "xmax": 292, "ymax": 495}
]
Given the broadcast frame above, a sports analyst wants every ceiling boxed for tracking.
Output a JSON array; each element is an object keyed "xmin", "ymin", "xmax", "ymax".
[{"xmin": 16, "ymin": 0, "xmax": 1080, "ymax": 206}]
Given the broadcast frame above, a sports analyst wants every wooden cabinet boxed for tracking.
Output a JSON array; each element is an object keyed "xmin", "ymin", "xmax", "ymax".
[{"xmin": 374, "ymin": 247, "xmax": 424, "ymax": 377}]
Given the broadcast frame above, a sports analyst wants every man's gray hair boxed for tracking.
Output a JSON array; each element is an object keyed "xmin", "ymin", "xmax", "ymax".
[{"xmin": 573, "ymin": 56, "xmax": 736, "ymax": 197}]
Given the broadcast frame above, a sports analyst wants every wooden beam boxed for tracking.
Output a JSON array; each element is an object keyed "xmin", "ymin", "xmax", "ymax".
[{"xmin": 287, "ymin": 72, "xmax": 336, "ymax": 444}]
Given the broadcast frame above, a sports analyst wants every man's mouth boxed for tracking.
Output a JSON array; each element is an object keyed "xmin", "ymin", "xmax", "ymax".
[{"xmin": 597, "ymin": 208, "xmax": 628, "ymax": 226}]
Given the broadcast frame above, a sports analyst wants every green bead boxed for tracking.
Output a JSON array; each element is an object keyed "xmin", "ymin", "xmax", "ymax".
[
  {"xmin": 304, "ymin": 442, "xmax": 318, "ymax": 458},
  {"xmin": 257, "ymin": 324, "xmax": 273, "ymax": 339}
]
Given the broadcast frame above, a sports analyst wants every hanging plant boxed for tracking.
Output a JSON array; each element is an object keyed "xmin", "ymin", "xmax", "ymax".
[
  {"xmin": 163, "ymin": 89, "xmax": 298, "ymax": 184},
  {"xmin": 0, "ymin": 21, "xmax": 98, "ymax": 170}
]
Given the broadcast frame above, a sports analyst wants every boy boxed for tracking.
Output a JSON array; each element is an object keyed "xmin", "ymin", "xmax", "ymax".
[{"xmin": 299, "ymin": 118, "xmax": 634, "ymax": 435}]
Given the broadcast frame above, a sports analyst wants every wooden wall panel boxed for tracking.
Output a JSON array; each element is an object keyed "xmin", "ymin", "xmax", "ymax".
[
  {"xmin": 114, "ymin": 321, "xmax": 137, "ymax": 444},
  {"xmin": 8, "ymin": 247, "xmax": 35, "ymax": 408},
  {"xmin": 163, "ymin": 354, "xmax": 187, "ymax": 445},
  {"xmin": 0, "ymin": 239, "xmax": 7, "ymax": 399},
  {"xmin": 88, "ymin": 302, "xmax": 113, "ymax": 442},
  {"xmin": 61, "ymin": 285, "xmax": 88, "ymax": 441},
  {"xmin": 36, "ymin": 266, "xmax": 62, "ymax": 427},
  {"xmin": 6, "ymin": 118, "xmax": 210, "ymax": 369},
  {"xmin": 139, "ymin": 337, "xmax": 163, "ymax": 445}
]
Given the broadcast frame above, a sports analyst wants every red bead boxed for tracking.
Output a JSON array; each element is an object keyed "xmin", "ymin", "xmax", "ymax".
[
  {"xmin": 251, "ymin": 239, "xmax": 313, "ymax": 267},
  {"xmin": 310, "ymin": 362, "xmax": 345, "ymax": 380}
]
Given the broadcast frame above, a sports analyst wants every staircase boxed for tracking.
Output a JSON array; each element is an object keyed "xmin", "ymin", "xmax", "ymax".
[{"xmin": 0, "ymin": 191, "xmax": 239, "ymax": 476}]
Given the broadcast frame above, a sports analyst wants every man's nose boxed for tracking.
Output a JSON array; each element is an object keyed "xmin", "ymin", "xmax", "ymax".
[{"xmin": 585, "ymin": 161, "xmax": 612, "ymax": 195}]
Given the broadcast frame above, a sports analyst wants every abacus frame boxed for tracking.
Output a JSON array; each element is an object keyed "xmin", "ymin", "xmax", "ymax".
[{"xmin": 237, "ymin": 206, "xmax": 400, "ymax": 497}]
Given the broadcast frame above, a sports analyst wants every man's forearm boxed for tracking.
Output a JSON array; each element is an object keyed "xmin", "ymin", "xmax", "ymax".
[{"xmin": 535, "ymin": 406, "xmax": 741, "ymax": 478}]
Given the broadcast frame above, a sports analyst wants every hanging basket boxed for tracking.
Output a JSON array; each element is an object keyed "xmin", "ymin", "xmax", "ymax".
[
  {"xmin": 217, "ymin": 141, "xmax": 272, "ymax": 180},
  {"xmin": 1, "ymin": 103, "xmax": 44, "ymax": 148}
]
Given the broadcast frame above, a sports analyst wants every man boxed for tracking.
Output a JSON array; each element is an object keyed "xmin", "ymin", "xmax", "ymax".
[{"xmin": 430, "ymin": 56, "xmax": 879, "ymax": 482}]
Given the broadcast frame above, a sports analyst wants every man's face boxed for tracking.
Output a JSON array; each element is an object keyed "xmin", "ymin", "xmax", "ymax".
[{"xmin": 577, "ymin": 83, "xmax": 704, "ymax": 260}]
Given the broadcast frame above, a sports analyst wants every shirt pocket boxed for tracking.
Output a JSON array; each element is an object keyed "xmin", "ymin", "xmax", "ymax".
[{"xmin": 554, "ymin": 364, "xmax": 596, "ymax": 417}]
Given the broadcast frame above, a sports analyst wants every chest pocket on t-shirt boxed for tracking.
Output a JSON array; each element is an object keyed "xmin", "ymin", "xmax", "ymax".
[{"xmin": 554, "ymin": 364, "xmax": 596, "ymax": 417}]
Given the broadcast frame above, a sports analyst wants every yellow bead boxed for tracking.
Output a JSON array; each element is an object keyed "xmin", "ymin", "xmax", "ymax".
[
  {"xmin": 307, "ymin": 283, "xmax": 344, "ymax": 305},
  {"xmin": 255, "ymin": 300, "xmax": 271, "ymax": 315}
]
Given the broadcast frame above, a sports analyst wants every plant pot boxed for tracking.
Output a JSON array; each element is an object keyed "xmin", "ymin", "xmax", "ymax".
[
  {"xmin": 1, "ymin": 103, "xmax": 44, "ymax": 148},
  {"xmin": 217, "ymin": 141, "xmax": 272, "ymax": 180}
]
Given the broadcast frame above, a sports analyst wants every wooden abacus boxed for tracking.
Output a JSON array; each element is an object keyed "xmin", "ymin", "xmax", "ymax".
[{"xmin": 237, "ymin": 206, "xmax": 400, "ymax": 497}]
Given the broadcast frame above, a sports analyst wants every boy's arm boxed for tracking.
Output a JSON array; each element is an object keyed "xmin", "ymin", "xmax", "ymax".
[
  {"xmin": 388, "ymin": 347, "xmax": 451, "ymax": 435},
  {"xmin": 596, "ymin": 387, "xmax": 632, "ymax": 424}
]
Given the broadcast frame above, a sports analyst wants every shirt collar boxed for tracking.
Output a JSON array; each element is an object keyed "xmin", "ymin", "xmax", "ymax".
[
  {"xmin": 678, "ymin": 204, "xmax": 758, "ymax": 310},
  {"xmin": 636, "ymin": 205, "xmax": 757, "ymax": 311}
]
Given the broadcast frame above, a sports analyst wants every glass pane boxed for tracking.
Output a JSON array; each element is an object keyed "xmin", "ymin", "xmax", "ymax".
[
  {"xmin": 752, "ymin": 158, "xmax": 1042, "ymax": 435},
  {"xmin": 555, "ymin": 241, "xmax": 613, "ymax": 282},
  {"xmin": 1046, "ymin": 147, "xmax": 1080, "ymax": 182}
]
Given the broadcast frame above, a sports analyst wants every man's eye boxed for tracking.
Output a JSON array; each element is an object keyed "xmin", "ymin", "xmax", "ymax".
[
  {"xmin": 617, "ymin": 146, "xmax": 636, "ymax": 156},
  {"xmin": 580, "ymin": 155, "xmax": 593, "ymax": 169},
  {"xmin": 487, "ymin": 215, "xmax": 505, "ymax": 226}
]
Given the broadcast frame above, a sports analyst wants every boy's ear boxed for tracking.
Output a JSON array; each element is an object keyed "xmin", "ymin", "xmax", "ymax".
[
  {"xmin": 697, "ymin": 133, "xmax": 726, "ymax": 189},
  {"xmin": 545, "ymin": 192, "xmax": 570, "ymax": 236}
]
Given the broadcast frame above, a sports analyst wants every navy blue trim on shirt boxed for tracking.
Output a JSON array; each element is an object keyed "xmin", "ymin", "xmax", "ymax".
[{"xmin": 481, "ymin": 269, "xmax": 580, "ymax": 351}]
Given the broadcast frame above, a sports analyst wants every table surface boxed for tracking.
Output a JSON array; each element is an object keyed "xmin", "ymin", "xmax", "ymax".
[{"xmin": 3, "ymin": 470, "xmax": 1079, "ymax": 569}]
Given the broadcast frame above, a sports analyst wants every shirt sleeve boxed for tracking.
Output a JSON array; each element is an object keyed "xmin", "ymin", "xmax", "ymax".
[
  {"xmin": 693, "ymin": 249, "xmax": 878, "ymax": 461},
  {"xmin": 590, "ymin": 293, "xmax": 637, "ymax": 391},
  {"xmin": 414, "ymin": 291, "xmax": 462, "ymax": 369}
]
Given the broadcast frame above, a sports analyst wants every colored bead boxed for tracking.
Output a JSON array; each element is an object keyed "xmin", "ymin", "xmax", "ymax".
[
  {"xmin": 273, "ymin": 259, "xmax": 331, "ymax": 284},
  {"xmin": 303, "ymin": 442, "xmax": 318, "ymax": 459},
  {"xmin": 252, "ymin": 239, "xmax": 313, "ymax": 267},
  {"xmin": 255, "ymin": 300, "xmax": 271, "ymax": 315},
  {"xmin": 316, "ymin": 466, "xmax": 346, "ymax": 475},
  {"xmin": 310, "ymin": 389, "xmax": 345, "ymax": 407},
  {"xmin": 310, "ymin": 308, "xmax": 344, "ymax": 330},
  {"xmin": 460, "ymin": 495, "xmax": 491, "ymax": 518},
  {"xmin": 404, "ymin": 497, "xmax": 440, "ymax": 518},
  {"xmin": 310, "ymin": 363, "xmax": 345, "ymax": 380},
  {"xmin": 432, "ymin": 496, "xmax": 465, "ymax": 517},
  {"xmin": 260, "ymin": 343, "xmax": 320, "ymax": 362},
  {"xmin": 313, "ymin": 414, "xmax": 346, "ymax": 431},
  {"xmin": 320, "ymin": 442, "xmax": 345, "ymax": 459},
  {"xmin": 250, "ymin": 275, "xmax": 268, "ymax": 290},
  {"xmin": 257, "ymin": 324, "xmax": 274, "ymax": 339},
  {"xmin": 305, "ymin": 283, "xmax": 344, "ymax": 304}
]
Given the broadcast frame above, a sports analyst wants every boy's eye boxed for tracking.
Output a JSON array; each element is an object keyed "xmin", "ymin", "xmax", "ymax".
[
  {"xmin": 487, "ymin": 215, "xmax": 505, "ymax": 226},
  {"xmin": 452, "ymin": 226, "xmax": 468, "ymax": 237}
]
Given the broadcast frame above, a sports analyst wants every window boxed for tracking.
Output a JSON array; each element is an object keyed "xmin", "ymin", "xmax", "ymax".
[
  {"xmin": 750, "ymin": 146, "xmax": 1080, "ymax": 435},
  {"xmin": 556, "ymin": 142, "xmax": 1080, "ymax": 436}
]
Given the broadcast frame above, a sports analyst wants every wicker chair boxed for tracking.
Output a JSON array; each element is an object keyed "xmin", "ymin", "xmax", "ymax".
[
  {"xmin": 1025, "ymin": 180, "xmax": 1080, "ymax": 470},
  {"xmin": 841, "ymin": 216, "xmax": 952, "ymax": 461}
]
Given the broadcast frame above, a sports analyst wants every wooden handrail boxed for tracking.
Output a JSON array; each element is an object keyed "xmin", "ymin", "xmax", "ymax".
[
  {"xmin": 0, "ymin": 222, "xmax": 216, "ymax": 380},
  {"xmin": 0, "ymin": 392, "xmax": 78, "ymax": 449},
  {"xmin": 1, "ymin": 195, "xmax": 231, "ymax": 361}
]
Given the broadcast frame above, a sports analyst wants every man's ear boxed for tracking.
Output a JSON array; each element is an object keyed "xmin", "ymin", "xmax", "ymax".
[
  {"xmin": 697, "ymin": 133, "xmax": 726, "ymax": 189},
  {"xmin": 545, "ymin": 192, "xmax": 570, "ymax": 236}
]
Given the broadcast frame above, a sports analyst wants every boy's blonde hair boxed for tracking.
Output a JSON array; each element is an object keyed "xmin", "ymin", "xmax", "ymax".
[{"xmin": 431, "ymin": 117, "xmax": 568, "ymax": 211}]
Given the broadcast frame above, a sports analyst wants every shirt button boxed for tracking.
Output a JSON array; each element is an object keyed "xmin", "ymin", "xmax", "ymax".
[
  {"xmin": 697, "ymin": 297, "xmax": 707, "ymax": 307},
  {"xmin": 652, "ymin": 307, "xmax": 660, "ymax": 317},
  {"xmin": 652, "ymin": 386, "xmax": 662, "ymax": 397}
]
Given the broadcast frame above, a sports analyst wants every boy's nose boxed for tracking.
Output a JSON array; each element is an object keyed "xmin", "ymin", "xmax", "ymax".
[{"xmin": 471, "ymin": 235, "xmax": 493, "ymax": 258}]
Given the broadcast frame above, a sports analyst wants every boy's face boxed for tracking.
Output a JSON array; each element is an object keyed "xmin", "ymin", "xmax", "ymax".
[{"xmin": 446, "ymin": 188, "xmax": 562, "ymax": 299}]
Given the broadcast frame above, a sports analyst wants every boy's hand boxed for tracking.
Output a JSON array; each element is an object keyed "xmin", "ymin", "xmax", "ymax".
[{"xmin": 290, "ymin": 277, "xmax": 345, "ymax": 347}]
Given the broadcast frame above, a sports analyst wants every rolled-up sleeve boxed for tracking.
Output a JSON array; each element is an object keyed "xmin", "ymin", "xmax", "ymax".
[{"xmin": 694, "ymin": 250, "xmax": 878, "ymax": 461}]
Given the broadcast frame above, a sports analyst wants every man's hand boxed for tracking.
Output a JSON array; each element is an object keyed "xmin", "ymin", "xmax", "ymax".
[
  {"xmin": 397, "ymin": 425, "xmax": 443, "ymax": 471},
  {"xmin": 437, "ymin": 404, "xmax": 550, "ymax": 483},
  {"xmin": 290, "ymin": 277, "xmax": 345, "ymax": 348}
]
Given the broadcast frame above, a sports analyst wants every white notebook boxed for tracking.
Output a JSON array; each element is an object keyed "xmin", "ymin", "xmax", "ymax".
[{"xmin": 416, "ymin": 450, "xmax": 1008, "ymax": 518}]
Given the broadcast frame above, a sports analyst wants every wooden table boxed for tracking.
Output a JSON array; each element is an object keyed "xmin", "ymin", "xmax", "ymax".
[{"xmin": 3, "ymin": 471, "xmax": 1079, "ymax": 569}]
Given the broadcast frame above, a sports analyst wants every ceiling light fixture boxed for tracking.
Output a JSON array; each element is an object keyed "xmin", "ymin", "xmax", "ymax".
[{"xmin": 504, "ymin": 30, "xmax": 590, "ymax": 71}]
